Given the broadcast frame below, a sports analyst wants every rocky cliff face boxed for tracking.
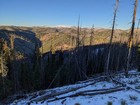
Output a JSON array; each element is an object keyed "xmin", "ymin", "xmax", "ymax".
[{"xmin": 0, "ymin": 26, "xmax": 41, "ymax": 56}]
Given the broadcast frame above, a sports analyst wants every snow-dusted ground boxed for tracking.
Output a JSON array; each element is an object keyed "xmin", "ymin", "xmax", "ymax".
[
  {"xmin": 10, "ymin": 70, "xmax": 140, "ymax": 105},
  {"xmin": 46, "ymin": 90, "xmax": 140, "ymax": 105}
]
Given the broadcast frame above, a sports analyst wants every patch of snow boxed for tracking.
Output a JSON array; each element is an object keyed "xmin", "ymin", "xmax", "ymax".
[
  {"xmin": 10, "ymin": 70, "xmax": 140, "ymax": 105},
  {"xmin": 47, "ymin": 90, "xmax": 140, "ymax": 105}
]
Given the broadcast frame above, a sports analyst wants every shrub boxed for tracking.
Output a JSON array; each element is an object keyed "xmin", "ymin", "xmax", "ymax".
[
  {"xmin": 75, "ymin": 103, "xmax": 81, "ymax": 105},
  {"xmin": 129, "ymin": 95, "xmax": 137, "ymax": 101},
  {"xmin": 107, "ymin": 101, "xmax": 113, "ymax": 105},
  {"xmin": 121, "ymin": 99, "xmax": 127, "ymax": 105}
]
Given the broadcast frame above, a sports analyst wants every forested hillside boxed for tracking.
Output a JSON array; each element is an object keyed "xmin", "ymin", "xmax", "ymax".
[
  {"xmin": 1, "ymin": 26, "xmax": 139, "ymax": 54},
  {"xmin": 0, "ymin": 0, "xmax": 140, "ymax": 104},
  {"xmin": 0, "ymin": 26, "xmax": 139, "ymax": 102}
]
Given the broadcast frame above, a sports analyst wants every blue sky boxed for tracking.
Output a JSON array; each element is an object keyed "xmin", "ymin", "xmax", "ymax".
[{"xmin": 0, "ymin": 0, "xmax": 140, "ymax": 29}]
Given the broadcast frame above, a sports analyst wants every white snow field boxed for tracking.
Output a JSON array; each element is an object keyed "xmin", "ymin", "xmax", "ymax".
[{"xmin": 10, "ymin": 70, "xmax": 140, "ymax": 105}]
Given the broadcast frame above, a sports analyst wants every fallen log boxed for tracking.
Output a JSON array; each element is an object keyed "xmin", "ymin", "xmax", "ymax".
[
  {"xmin": 30, "ymin": 74, "xmax": 123, "ymax": 102},
  {"xmin": 76, "ymin": 86, "xmax": 122, "ymax": 93},
  {"xmin": 111, "ymin": 78, "xmax": 140, "ymax": 94},
  {"xmin": 31, "ymin": 80, "xmax": 97, "ymax": 102},
  {"xmin": 80, "ymin": 87, "xmax": 124, "ymax": 96},
  {"xmin": 47, "ymin": 86, "xmax": 125, "ymax": 102}
]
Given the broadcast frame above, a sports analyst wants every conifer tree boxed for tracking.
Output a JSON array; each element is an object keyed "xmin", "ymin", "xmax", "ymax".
[{"xmin": 0, "ymin": 39, "xmax": 8, "ymax": 98}]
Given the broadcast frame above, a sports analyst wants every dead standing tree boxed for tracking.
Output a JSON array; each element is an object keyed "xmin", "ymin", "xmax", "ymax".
[
  {"xmin": 81, "ymin": 30, "xmax": 86, "ymax": 49},
  {"xmin": 39, "ymin": 34, "xmax": 45, "ymax": 88},
  {"xmin": 76, "ymin": 16, "xmax": 80, "ymax": 50},
  {"xmin": 9, "ymin": 34, "xmax": 19, "ymax": 93},
  {"xmin": 0, "ymin": 39, "xmax": 8, "ymax": 97},
  {"xmin": 126, "ymin": 0, "xmax": 138, "ymax": 77},
  {"xmin": 74, "ymin": 16, "xmax": 88, "ymax": 80},
  {"xmin": 116, "ymin": 34, "xmax": 123, "ymax": 71},
  {"xmin": 86, "ymin": 25, "xmax": 94, "ymax": 73},
  {"xmin": 136, "ymin": 19, "xmax": 140, "ymax": 44},
  {"xmin": 90, "ymin": 25, "xmax": 94, "ymax": 47},
  {"xmin": 105, "ymin": 0, "xmax": 119, "ymax": 74}
]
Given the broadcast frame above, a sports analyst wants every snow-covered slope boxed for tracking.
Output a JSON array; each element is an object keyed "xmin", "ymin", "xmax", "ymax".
[{"xmin": 9, "ymin": 70, "xmax": 140, "ymax": 105}]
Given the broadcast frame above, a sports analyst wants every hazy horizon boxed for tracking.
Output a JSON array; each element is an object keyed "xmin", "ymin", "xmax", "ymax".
[{"xmin": 0, "ymin": 0, "xmax": 140, "ymax": 30}]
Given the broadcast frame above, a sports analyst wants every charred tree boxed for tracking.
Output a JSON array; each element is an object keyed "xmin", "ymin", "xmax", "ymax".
[
  {"xmin": 136, "ymin": 19, "xmax": 140, "ymax": 44},
  {"xmin": 105, "ymin": 0, "xmax": 119, "ymax": 74},
  {"xmin": 126, "ymin": 0, "xmax": 138, "ymax": 77},
  {"xmin": 90, "ymin": 25, "xmax": 94, "ymax": 46},
  {"xmin": 76, "ymin": 16, "xmax": 80, "ymax": 49},
  {"xmin": 9, "ymin": 34, "xmax": 19, "ymax": 93},
  {"xmin": 0, "ymin": 39, "xmax": 8, "ymax": 97}
]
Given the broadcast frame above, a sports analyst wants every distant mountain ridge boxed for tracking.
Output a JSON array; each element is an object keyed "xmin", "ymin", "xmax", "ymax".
[{"xmin": 0, "ymin": 26, "xmax": 139, "ymax": 56}]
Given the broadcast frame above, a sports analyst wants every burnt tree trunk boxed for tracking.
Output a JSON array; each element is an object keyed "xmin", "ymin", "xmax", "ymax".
[
  {"xmin": 126, "ymin": 0, "xmax": 138, "ymax": 77},
  {"xmin": 105, "ymin": 0, "xmax": 119, "ymax": 74}
]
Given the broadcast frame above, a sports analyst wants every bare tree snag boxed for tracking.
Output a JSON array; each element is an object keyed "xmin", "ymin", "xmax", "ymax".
[
  {"xmin": 76, "ymin": 16, "xmax": 80, "ymax": 49},
  {"xmin": 0, "ymin": 39, "xmax": 8, "ymax": 96},
  {"xmin": 105, "ymin": 0, "xmax": 119, "ymax": 74},
  {"xmin": 136, "ymin": 19, "xmax": 140, "ymax": 44},
  {"xmin": 126, "ymin": 0, "xmax": 138, "ymax": 77},
  {"xmin": 10, "ymin": 34, "xmax": 18, "ymax": 92},
  {"xmin": 90, "ymin": 25, "xmax": 94, "ymax": 46},
  {"xmin": 116, "ymin": 34, "xmax": 123, "ymax": 71}
]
